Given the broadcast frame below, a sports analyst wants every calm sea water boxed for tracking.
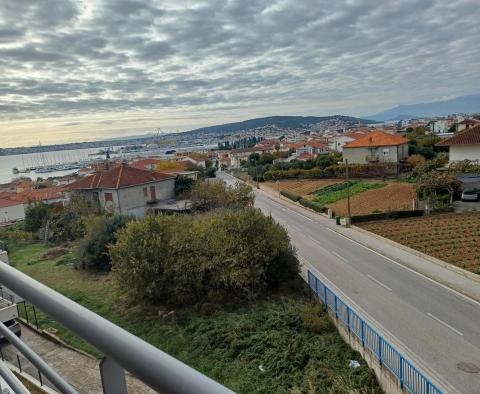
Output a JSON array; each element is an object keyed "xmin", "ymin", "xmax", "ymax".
[
  {"xmin": 0, "ymin": 147, "xmax": 102, "ymax": 184},
  {"xmin": 0, "ymin": 143, "xmax": 217, "ymax": 184}
]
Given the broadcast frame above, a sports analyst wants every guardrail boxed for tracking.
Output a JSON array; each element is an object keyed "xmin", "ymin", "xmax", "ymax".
[
  {"xmin": 307, "ymin": 270, "xmax": 443, "ymax": 394},
  {"xmin": 0, "ymin": 261, "xmax": 234, "ymax": 394}
]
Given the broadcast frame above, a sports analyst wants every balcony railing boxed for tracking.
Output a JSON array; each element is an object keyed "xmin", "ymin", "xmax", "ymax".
[{"xmin": 0, "ymin": 260, "xmax": 234, "ymax": 394}]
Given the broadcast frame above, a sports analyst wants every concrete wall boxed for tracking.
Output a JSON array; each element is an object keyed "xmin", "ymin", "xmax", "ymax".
[
  {"xmin": 0, "ymin": 203, "xmax": 25, "ymax": 223},
  {"xmin": 328, "ymin": 309, "xmax": 409, "ymax": 394},
  {"xmin": 0, "ymin": 251, "xmax": 8, "ymax": 264},
  {"xmin": 450, "ymin": 145, "xmax": 480, "ymax": 162},
  {"xmin": 343, "ymin": 143, "xmax": 408, "ymax": 164},
  {"xmin": 117, "ymin": 179, "xmax": 175, "ymax": 217}
]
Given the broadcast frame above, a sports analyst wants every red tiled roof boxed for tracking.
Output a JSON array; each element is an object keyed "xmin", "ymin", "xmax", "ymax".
[
  {"xmin": 12, "ymin": 186, "xmax": 65, "ymax": 203},
  {"xmin": 130, "ymin": 158, "xmax": 159, "ymax": 170},
  {"xmin": 343, "ymin": 131, "xmax": 408, "ymax": 148},
  {"xmin": 0, "ymin": 198, "xmax": 22, "ymax": 208},
  {"xmin": 69, "ymin": 165, "xmax": 174, "ymax": 190},
  {"xmin": 436, "ymin": 125, "xmax": 480, "ymax": 146},
  {"xmin": 459, "ymin": 118, "xmax": 480, "ymax": 125}
]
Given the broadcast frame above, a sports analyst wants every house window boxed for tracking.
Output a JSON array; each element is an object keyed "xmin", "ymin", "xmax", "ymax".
[
  {"xmin": 383, "ymin": 148, "xmax": 390, "ymax": 156},
  {"xmin": 143, "ymin": 187, "xmax": 148, "ymax": 198},
  {"xmin": 104, "ymin": 192, "xmax": 113, "ymax": 202}
]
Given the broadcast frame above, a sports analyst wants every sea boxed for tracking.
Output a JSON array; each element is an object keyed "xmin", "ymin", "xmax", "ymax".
[{"xmin": 0, "ymin": 144, "xmax": 217, "ymax": 185}]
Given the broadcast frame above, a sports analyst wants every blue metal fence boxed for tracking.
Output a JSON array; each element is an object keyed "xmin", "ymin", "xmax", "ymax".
[{"xmin": 307, "ymin": 270, "xmax": 443, "ymax": 394}]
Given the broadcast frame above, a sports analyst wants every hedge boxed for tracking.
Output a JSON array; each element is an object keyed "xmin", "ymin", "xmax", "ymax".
[
  {"xmin": 280, "ymin": 190, "xmax": 302, "ymax": 202},
  {"xmin": 299, "ymin": 199, "xmax": 326, "ymax": 213},
  {"xmin": 351, "ymin": 210, "xmax": 424, "ymax": 223}
]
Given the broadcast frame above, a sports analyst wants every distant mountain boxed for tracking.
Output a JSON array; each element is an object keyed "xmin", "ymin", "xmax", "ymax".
[
  {"xmin": 368, "ymin": 94, "xmax": 480, "ymax": 121},
  {"xmin": 184, "ymin": 115, "xmax": 375, "ymax": 136}
]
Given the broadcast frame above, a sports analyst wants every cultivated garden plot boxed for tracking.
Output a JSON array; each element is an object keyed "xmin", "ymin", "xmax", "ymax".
[
  {"xmin": 326, "ymin": 183, "xmax": 415, "ymax": 216},
  {"xmin": 359, "ymin": 212, "xmax": 480, "ymax": 273},
  {"xmin": 263, "ymin": 179, "xmax": 340, "ymax": 196}
]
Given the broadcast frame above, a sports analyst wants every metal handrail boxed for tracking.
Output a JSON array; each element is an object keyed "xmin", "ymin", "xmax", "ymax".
[
  {"xmin": 0, "ymin": 321, "xmax": 78, "ymax": 394},
  {"xmin": 0, "ymin": 261, "xmax": 234, "ymax": 394},
  {"xmin": 0, "ymin": 359, "xmax": 29, "ymax": 394}
]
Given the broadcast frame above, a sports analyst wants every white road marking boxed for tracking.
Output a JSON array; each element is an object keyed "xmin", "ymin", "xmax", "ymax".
[
  {"xmin": 367, "ymin": 274, "xmax": 393, "ymax": 292},
  {"xmin": 324, "ymin": 228, "xmax": 480, "ymax": 309},
  {"xmin": 427, "ymin": 313, "xmax": 464, "ymax": 336},
  {"xmin": 331, "ymin": 251, "xmax": 349, "ymax": 263}
]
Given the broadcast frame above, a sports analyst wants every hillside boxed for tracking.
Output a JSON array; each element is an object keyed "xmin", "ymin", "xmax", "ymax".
[
  {"xmin": 183, "ymin": 115, "xmax": 375, "ymax": 136},
  {"xmin": 368, "ymin": 93, "xmax": 480, "ymax": 121}
]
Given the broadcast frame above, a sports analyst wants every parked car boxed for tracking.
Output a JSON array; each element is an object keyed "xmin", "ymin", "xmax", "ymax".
[
  {"xmin": 461, "ymin": 189, "xmax": 479, "ymax": 202},
  {"xmin": 0, "ymin": 319, "xmax": 21, "ymax": 341}
]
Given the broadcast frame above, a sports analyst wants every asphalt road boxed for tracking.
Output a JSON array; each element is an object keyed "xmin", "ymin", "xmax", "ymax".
[{"xmin": 218, "ymin": 172, "xmax": 480, "ymax": 394}]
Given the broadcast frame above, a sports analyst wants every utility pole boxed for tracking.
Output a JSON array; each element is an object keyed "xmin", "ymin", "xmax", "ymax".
[
  {"xmin": 255, "ymin": 157, "xmax": 260, "ymax": 189},
  {"xmin": 345, "ymin": 159, "xmax": 351, "ymax": 227}
]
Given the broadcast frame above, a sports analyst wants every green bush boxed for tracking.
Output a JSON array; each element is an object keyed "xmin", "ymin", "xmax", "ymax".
[
  {"xmin": 76, "ymin": 215, "xmax": 132, "ymax": 271},
  {"xmin": 298, "ymin": 199, "xmax": 325, "ymax": 213},
  {"xmin": 280, "ymin": 190, "xmax": 301, "ymax": 202},
  {"xmin": 47, "ymin": 207, "xmax": 86, "ymax": 242},
  {"xmin": 174, "ymin": 175, "xmax": 195, "ymax": 197},
  {"xmin": 24, "ymin": 202, "xmax": 51, "ymax": 233},
  {"xmin": 190, "ymin": 180, "xmax": 254, "ymax": 212},
  {"xmin": 110, "ymin": 209, "xmax": 299, "ymax": 306}
]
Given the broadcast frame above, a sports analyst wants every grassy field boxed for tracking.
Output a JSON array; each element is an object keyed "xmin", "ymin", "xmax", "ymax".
[
  {"xmin": 326, "ymin": 183, "xmax": 414, "ymax": 216},
  {"xmin": 359, "ymin": 212, "xmax": 480, "ymax": 273},
  {"xmin": 3, "ymin": 239, "xmax": 381, "ymax": 393}
]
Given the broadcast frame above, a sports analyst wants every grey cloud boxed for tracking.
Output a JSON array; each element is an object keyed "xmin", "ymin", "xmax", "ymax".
[{"xmin": 0, "ymin": 0, "xmax": 479, "ymax": 123}]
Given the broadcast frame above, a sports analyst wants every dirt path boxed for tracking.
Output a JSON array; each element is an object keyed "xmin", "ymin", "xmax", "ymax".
[{"xmin": 1, "ymin": 324, "xmax": 155, "ymax": 393}]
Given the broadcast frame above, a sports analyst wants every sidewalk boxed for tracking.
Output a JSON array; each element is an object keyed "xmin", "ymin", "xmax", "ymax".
[
  {"xmin": 1, "ymin": 324, "xmax": 155, "ymax": 394},
  {"xmin": 259, "ymin": 183, "xmax": 480, "ymax": 304}
]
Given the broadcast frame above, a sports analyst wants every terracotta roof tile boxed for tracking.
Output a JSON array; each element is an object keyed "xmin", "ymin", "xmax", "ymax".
[
  {"xmin": 436, "ymin": 125, "xmax": 480, "ymax": 146},
  {"xmin": 69, "ymin": 165, "xmax": 174, "ymax": 190},
  {"xmin": 343, "ymin": 131, "xmax": 408, "ymax": 148}
]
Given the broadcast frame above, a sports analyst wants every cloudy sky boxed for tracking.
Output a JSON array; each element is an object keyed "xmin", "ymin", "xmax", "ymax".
[{"xmin": 1, "ymin": 0, "xmax": 479, "ymax": 147}]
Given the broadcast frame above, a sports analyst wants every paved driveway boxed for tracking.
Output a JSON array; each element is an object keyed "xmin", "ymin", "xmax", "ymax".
[{"xmin": 453, "ymin": 199, "xmax": 480, "ymax": 212}]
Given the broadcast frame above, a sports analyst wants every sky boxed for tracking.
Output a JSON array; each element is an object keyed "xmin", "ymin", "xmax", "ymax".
[{"xmin": 0, "ymin": 0, "xmax": 479, "ymax": 148}]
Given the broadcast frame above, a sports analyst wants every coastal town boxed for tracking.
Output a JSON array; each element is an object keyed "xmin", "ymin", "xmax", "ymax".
[{"xmin": 1, "ymin": 112, "xmax": 479, "ymax": 223}]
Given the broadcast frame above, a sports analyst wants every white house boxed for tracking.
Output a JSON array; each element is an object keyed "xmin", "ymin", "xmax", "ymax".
[
  {"xmin": 342, "ymin": 131, "xmax": 409, "ymax": 164},
  {"xmin": 0, "ymin": 199, "xmax": 25, "ymax": 223},
  {"xmin": 68, "ymin": 165, "xmax": 175, "ymax": 217},
  {"xmin": 427, "ymin": 119, "xmax": 448, "ymax": 135},
  {"xmin": 295, "ymin": 140, "xmax": 329, "ymax": 156},
  {"xmin": 436, "ymin": 125, "xmax": 480, "ymax": 162}
]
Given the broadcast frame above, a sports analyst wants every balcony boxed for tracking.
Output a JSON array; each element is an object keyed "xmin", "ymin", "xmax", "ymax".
[{"xmin": 0, "ymin": 261, "xmax": 233, "ymax": 394}]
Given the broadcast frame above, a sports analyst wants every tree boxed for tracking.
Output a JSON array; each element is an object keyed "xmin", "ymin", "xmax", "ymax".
[
  {"xmin": 415, "ymin": 171, "xmax": 460, "ymax": 209},
  {"xmin": 174, "ymin": 175, "xmax": 195, "ymax": 197},
  {"xmin": 24, "ymin": 202, "xmax": 51, "ymax": 232},
  {"xmin": 110, "ymin": 209, "xmax": 298, "ymax": 305},
  {"xmin": 76, "ymin": 215, "xmax": 132, "ymax": 271},
  {"xmin": 406, "ymin": 154, "xmax": 426, "ymax": 168},
  {"xmin": 189, "ymin": 181, "xmax": 254, "ymax": 212}
]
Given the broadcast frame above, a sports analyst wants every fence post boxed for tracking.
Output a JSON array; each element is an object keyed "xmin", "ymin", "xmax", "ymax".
[
  {"xmin": 23, "ymin": 303, "xmax": 29, "ymax": 324},
  {"xmin": 346, "ymin": 307, "xmax": 350, "ymax": 332},
  {"xmin": 32, "ymin": 306, "xmax": 39, "ymax": 329},
  {"xmin": 378, "ymin": 336, "xmax": 382, "ymax": 365},
  {"xmin": 100, "ymin": 357, "xmax": 127, "ymax": 394},
  {"xmin": 426, "ymin": 380, "xmax": 431, "ymax": 394},
  {"xmin": 334, "ymin": 295, "xmax": 338, "ymax": 318},
  {"xmin": 324, "ymin": 286, "xmax": 327, "ymax": 304},
  {"xmin": 361, "ymin": 321, "xmax": 365, "ymax": 347},
  {"xmin": 399, "ymin": 357, "xmax": 404, "ymax": 388},
  {"xmin": 315, "ymin": 277, "xmax": 319, "ymax": 296}
]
